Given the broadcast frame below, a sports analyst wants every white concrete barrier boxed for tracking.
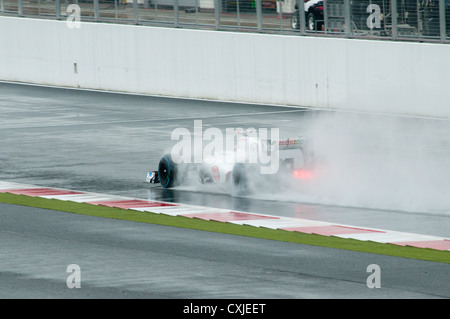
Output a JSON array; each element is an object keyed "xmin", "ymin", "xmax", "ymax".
[{"xmin": 0, "ymin": 16, "xmax": 449, "ymax": 118}]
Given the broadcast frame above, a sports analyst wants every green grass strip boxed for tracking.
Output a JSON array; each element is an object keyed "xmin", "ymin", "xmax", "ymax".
[{"xmin": 0, "ymin": 192, "xmax": 449, "ymax": 264}]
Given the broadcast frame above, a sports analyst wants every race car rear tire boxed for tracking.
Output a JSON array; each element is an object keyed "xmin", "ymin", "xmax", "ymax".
[
  {"xmin": 158, "ymin": 154, "xmax": 177, "ymax": 188},
  {"xmin": 232, "ymin": 163, "xmax": 249, "ymax": 195}
]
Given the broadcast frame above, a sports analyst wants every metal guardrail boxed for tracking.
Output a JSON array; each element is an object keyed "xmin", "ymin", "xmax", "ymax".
[{"xmin": 1, "ymin": 0, "xmax": 449, "ymax": 43}]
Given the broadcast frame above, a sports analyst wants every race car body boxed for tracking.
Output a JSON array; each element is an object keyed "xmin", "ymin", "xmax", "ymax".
[{"xmin": 147, "ymin": 129, "xmax": 315, "ymax": 194}]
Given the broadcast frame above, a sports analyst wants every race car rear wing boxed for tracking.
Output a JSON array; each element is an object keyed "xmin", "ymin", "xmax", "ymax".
[
  {"xmin": 264, "ymin": 136, "xmax": 315, "ymax": 168},
  {"xmin": 276, "ymin": 137, "xmax": 308, "ymax": 151},
  {"xmin": 260, "ymin": 136, "xmax": 308, "ymax": 151}
]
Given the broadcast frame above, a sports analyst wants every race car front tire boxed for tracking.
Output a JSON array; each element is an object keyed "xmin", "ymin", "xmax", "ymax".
[{"xmin": 158, "ymin": 154, "xmax": 177, "ymax": 188}]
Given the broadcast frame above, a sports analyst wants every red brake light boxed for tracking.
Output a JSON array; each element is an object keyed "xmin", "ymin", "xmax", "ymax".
[{"xmin": 293, "ymin": 169, "xmax": 313, "ymax": 179}]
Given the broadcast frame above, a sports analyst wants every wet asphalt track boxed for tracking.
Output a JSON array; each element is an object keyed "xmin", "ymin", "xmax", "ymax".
[
  {"xmin": 1, "ymin": 202, "xmax": 449, "ymax": 299},
  {"xmin": 0, "ymin": 82, "xmax": 449, "ymax": 299}
]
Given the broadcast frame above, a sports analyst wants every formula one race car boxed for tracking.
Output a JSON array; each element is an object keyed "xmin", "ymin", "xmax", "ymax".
[{"xmin": 147, "ymin": 129, "xmax": 316, "ymax": 194}]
